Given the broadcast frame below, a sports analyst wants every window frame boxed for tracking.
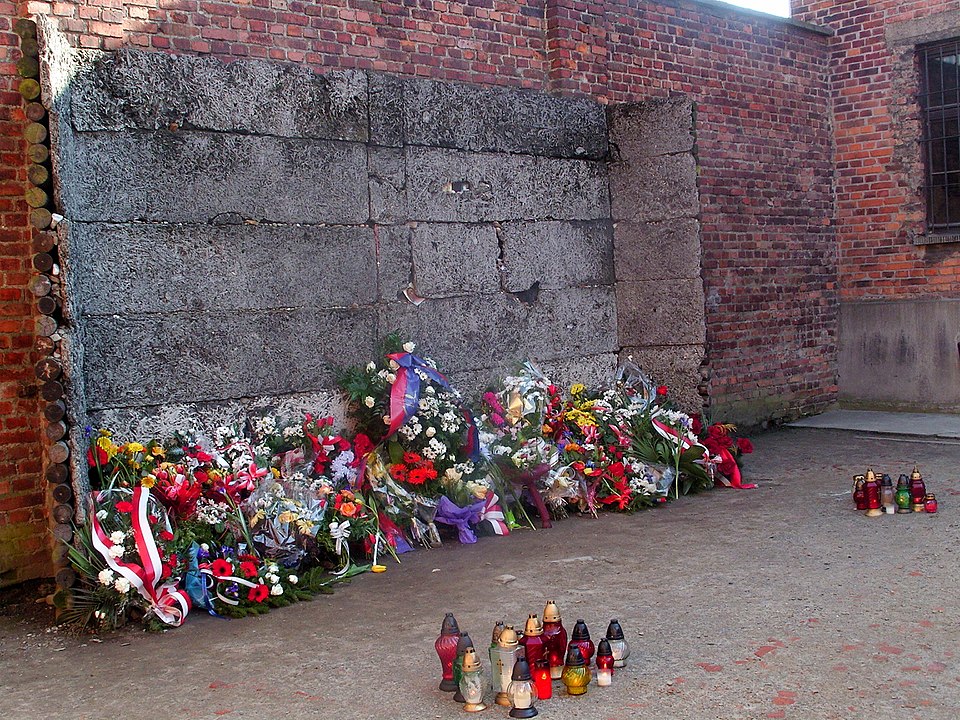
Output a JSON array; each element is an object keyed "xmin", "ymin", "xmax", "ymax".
[{"xmin": 918, "ymin": 38, "xmax": 960, "ymax": 237}]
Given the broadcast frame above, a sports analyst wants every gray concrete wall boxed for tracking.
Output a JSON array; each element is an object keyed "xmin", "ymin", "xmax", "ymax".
[
  {"xmin": 46, "ymin": 46, "xmax": 622, "ymax": 442},
  {"xmin": 608, "ymin": 99, "xmax": 706, "ymax": 412},
  {"xmin": 839, "ymin": 299, "xmax": 960, "ymax": 412}
]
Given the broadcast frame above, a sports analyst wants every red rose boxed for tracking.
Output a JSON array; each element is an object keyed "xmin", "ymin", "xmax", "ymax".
[
  {"xmin": 247, "ymin": 584, "xmax": 269, "ymax": 603},
  {"xmin": 239, "ymin": 560, "xmax": 259, "ymax": 579},
  {"xmin": 737, "ymin": 437, "xmax": 754, "ymax": 454},
  {"xmin": 210, "ymin": 559, "xmax": 233, "ymax": 578},
  {"xmin": 351, "ymin": 434, "xmax": 373, "ymax": 466},
  {"xmin": 607, "ymin": 461, "xmax": 625, "ymax": 478},
  {"xmin": 161, "ymin": 563, "xmax": 172, "ymax": 579},
  {"xmin": 158, "ymin": 530, "xmax": 174, "ymax": 541},
  {"xmin": 115, "ymin": 500, "xmax": 134, "ymax": 513},
  {"xmin": 656, "ymin": 385, "xmax": 668, "ymax": 396},
  {"xmin": 691, "ymin": 413, "xmax": 703, "ymax": 436}
]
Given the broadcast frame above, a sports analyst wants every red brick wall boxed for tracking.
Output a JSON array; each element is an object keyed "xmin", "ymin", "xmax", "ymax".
[
  {"xmin": 793, "ymin": 0, "xmax": 960, "ymax": 301},
  {"xmin": 0, "ymin": 2, "xmax": 49, "ymax": 586}
]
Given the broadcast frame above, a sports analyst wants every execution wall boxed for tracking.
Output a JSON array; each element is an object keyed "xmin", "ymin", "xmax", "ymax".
[{"xmin": 1, "ymin": 0, "xmax": 835, "ymax": 585}]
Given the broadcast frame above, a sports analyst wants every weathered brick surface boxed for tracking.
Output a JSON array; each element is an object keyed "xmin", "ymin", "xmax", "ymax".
[
  {"xmin": 794, "ymin": 0, "xmax": 960, "ymax": 301},
  {"xmin": 0, "ymin": 11, "xmax": 49, "ymax": 586}
]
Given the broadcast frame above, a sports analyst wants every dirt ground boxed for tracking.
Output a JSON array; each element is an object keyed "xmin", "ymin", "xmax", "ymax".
[{"xmin": 1, "ymin": 426, "xmax": 958, "ymax": 720}]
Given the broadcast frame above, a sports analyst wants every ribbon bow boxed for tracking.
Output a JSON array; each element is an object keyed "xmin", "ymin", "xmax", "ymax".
[
  {"xmin": 434, "ymin": 495, "xmax": 485, "ymax": 544},
  {"xmin": 479, "ymin": 490, "xmax": 510, "ymax": 536},
  {"xmin": 90, "ymin": 487, "xmax": 191, "ymax": 627},
  {"xmin": 329, "ymin": 520, "xmax": 352, "ymax": 556}
]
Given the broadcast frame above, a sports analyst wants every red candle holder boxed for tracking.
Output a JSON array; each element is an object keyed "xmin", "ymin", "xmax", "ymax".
[
  {"xmin": 435, "ymin": 613, "xmax": 461, "ymax": 692},
  {"xmin": 533, "ymin": 660, "xmax": 552, "ymax": 700}
]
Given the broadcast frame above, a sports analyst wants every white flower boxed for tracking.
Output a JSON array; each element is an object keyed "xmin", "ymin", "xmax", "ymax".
[
  {"xmin": 200, "ymin": 543, "xmax": 209, "ymax": 552},
  {"xmin": 97, "ymin": 569, "xmax": 115, "ymax": 586},
  {"xmin": 114, "ymin": 577, "xmax": 131, "ymax": 594},
  {"xmin": 366, "ymin": 361, "xmax": 377, "ymax": 372},
  {"xmin": 386, "ymin": 373, "xmax": 397, "ymax": 384},
  {"xmin": 96, "ymin": 509, "xmax": 108, "ymax": 520},
  {"xmin": 270, "ymin": 584, "xmax": 284, "ymax": 596},
  {"xmin": 266, "ymin": 573, "xmax": 280, "ymax": 584},
  {"xmin": 108, "ymin": 544, "xmax": 125, "ymax": 558},
  {"xmin": 364, "ymin": 396, "xmax": 375, "ymax": 408},
  {"xmin": 267, "ymin": 564, "xmax": 279, "ymax": 573},
  {"xmin": 389, "ymin": 360, "xmax": 399, "ymax": 370},
  {"xmin": 402, "ymin": 341, "xmax": 416, "ymax": 353},
  {"xmin": 383, "ymin": 415, "xmax": 392, "ymax": 425},
  {"xmin": 109, "ymin": 531, "xmax": 125, "ymax": 545},
  {"xmin": 288, "ymin": 574, "xmax": 298, "ymax": 584},
  {"xmin": 425, "ymin": 427, "xmax": 436, "ymax": 438}
]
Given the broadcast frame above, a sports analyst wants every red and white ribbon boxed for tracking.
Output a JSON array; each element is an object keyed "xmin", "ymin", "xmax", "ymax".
[
  {"xmin": 90, "ymin": 487, "xmax": 191, "ymax": 626},
  {"xmin": 480, "ymin": 490, "xmax": 509, "ymax": 536}
]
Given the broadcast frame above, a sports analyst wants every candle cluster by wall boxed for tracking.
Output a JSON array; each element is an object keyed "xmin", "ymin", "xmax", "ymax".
[
  {"xmin": 435, "ymin": 602, "xmax": 629, "ymax": 715},
  {"xmin": 852, "ymin": 466, "xmax": 937, "ymax": 516}
]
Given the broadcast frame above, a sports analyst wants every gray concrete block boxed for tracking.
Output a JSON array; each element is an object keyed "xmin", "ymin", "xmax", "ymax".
[
  {"xmin": 63, "ymin": 132, "xmax": 368, "ymax": 223},
  {"xmin": 614, "ymin": 218, "xmax": 702, "ymax": 282},
  {"xmin": 86, "ymin": 390, "xmax": 346, "ymax": 443},
  {"xmin": 617, "ymin": 279, "xmax": 706, "ymax": 346},
  {"xmin": 607, "ymin": 98, "xmax": 695, "ymax": 160},
  {"xmin": 369, "ymin": 146, "xmax": 407, "ymax": 224},
  {"xmin": 538, "ymin": 352, "xmax": 619, "ymax": 391},
  {"xmin": 609, "ymin": 154, "xmax": 699, "ymax": 223},
  {"xmin": 405, "ymin": 147, "xmax": 609, "ymax": 222},
  {"xmin": 68, "ymin": 222, "xmax": 378, "ymax": 315},
  {"xmin": 839, "ymin": 299, "xmax": 960, "ymax": 412},
  {"xmin": 411, "ymin": 223, "xmax": 501, "ymax": 298},
  {"xmin": 379, "ymin": 286, "xmax": 616, "ymax": 374},
  {"xmin": 619, "ymin": 345, "xmax": 705, "ymax": 414},
  {"xmin": 369, "ymin": 72, "xmax": 405, "ymax": 147},
  {"xmin": 71, "ymin": 49, "xmax": 368, "ymax": 140},
  {"xmin": 500, "ymin": 220, "xmax": 614, "ymax": 291},
  {"xmin": 377, "ymin": 224, "xmax": 414, "ymax": 302},
  {"xmin": 81, "ymin": 308, "xmax": 377, "ymax": 408},
  {"xmin": 404, "ymin": 78, "xmax": 607, "ymax": 159}
]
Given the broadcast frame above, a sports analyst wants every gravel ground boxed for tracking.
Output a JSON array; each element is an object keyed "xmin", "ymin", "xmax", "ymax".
[{"xmin": 1, "ymin": 426, "xmax": 958, "ymax": 720}]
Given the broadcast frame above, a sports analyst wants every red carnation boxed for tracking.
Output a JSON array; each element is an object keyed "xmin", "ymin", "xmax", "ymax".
[
  {"xmin": 210, "ymin": 559, "xmax": 233, "ymax": 578},
  {"xmin": 87, "ymin": 446, "xmax": 109, "ymax": 467},
  {"xmin": 115, "ymin": 500, "xmax": 134, "ymax": 513},
  {"xmin": 239, "ymin": 560, "xmax": 259, "ymax": 579},
  {"xmin": 158, "ymin": 530, "xmax": 174, "ymax": 541},
  {"xmin": 737, "ymin": 437, "xmax": 754, "ymax": 454},
  {"xmin": 607, "ymin": 461, "xmax": 625, "ymax": 478},
  {"xmin": 247, "ymin": 583, "xmax": 269, "ymax": 603},
  {"xmin": 656, "ymin": 385, "xmax": 668, "ymax": 396}
]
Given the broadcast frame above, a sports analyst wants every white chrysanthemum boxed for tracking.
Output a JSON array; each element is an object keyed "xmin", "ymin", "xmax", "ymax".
[
  {"xmin": 364, "ymin": 396, "xmax": 375, "ymax": 408},
  {"xmin": 97, "ymin": 569, "xmax": 115, "ymax": 586},
  {"xmin": 366, "ymin": 361, "xmax": 377, "ymax": 372},
  {"xmin": 288, "ymin": 574, "xmax": 298, "ymax": 584},
  {"xmin": 114, "ymin": 577, "xmax": 131, "ymax": 594},
  {"xmin": 386, "ymin": 373, "xmax": 397, "ymax": 384},
  {"xmin": 425, "ymin": 426, "xmax": 436, "ymax": 438},
  {"xmin": 96, "ymin": 509, "xmax": 108, "ymax": 520},
  {"xmin": 109, "ymin": 530, "xmax": 125, "ymax": 545},
  {"xmin": 402, "ymin": 341, "xmax": 416, "ymax": 352},
  {"xmin": 108, "ymin": 545, "xmax": 125, "ymax": 558}
]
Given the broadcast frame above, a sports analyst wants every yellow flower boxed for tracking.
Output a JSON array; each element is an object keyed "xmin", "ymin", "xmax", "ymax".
[
  {"xmin": 140, "ymin": 474, "xmax": 156, "ymax": 489},
  {"xmin": 251, "ymin": 510, "xmax": 265, "ymax": 525},
  {"xmin": 570, "ymin": 383, "xmax": 585, "ymax": 396},
  {"xmin": 271, "ymin": 467, "xmax": 281, "ymax": 478},
  {"xmin": 125, "ymin": 442, "xmax": 146, "ymax": 454},
  {"xmin": 96, "ymin": 436, "xmax": 118, "ymax": 458},
  {"xmin": 208, "ymin": 469, "xmax": 222, "ymax": 481},
  {"xmin": 565, "ymin": 408, "xmax": 598, "ymax": 428},
  {"xmin": 151, "ymin": 446, "xmax": 165, "ymax": 457},
  {"xmin": 278, "ymin": 511, "xmax": 298, "ymax": 523}
]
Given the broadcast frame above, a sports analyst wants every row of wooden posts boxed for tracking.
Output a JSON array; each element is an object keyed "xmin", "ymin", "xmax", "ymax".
[{"xmin": 15, "ymin": 18, "xmax": 77, "ymax": 603}]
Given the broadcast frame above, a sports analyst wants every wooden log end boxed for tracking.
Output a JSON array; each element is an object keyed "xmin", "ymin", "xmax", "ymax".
[
  {"xmin": 24, "ymin": 102, "xmax": 45, "ymax": 122},
  {"xmin": 27, "ymin": 273, "xmax": 52, "ymax": 297},
  {"xmin": 48, "ymin": 439, "xmax": 70, "ymax": 464},
  {"xmin": 30, "ymin": 207, "xmax": 52, "ymax": 229},
  {"xmin": 43, "ymin": 400, "xmax": 66, "ymax": 423},
  {"xmin": 23, "ymin": 122, "xmax": 47, "ymax": 144},
  {"xmin": 46, "ymin": 461, "xmax": 69, "ymax": 483},
  {"xmin": 18, "ymin": 78, "xmax": 41, "ymax": 101},
  {"xmin": 52, "ymin": 482, "xmax": 72, "ymax": 503},
  {"xmin": 52, "ymin": 523, "xmax": 73, "ymax": 543},
  {"xmin": 35, "ymin": 357, "xmax": 63, "ymax": 381},
  {"xmin": 27, "ymin": 143, "xmax": 49, "ymax": 164},
  {"xmin": 54, "ymin": 567, "xmax": 76, "ymax": 589},
  {"xmin": 52, "ymin": 503, "xmax": 74, "ymax": 524},
  {"xmin": 24, "ymin": 186, "xmax": 49, "ymax": 209}
]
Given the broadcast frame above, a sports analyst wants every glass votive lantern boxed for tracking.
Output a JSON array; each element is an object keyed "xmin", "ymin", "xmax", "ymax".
[
  {"xmin": 561, "ymin": 644, "xmax": 592, "ymax": 696},
  {"xmin": 507, "ymin": 650, "xmax": 538, "ymax": 718},
  {"xmin": 459, "ymin": 647, "xmax": 487, "ymax": 712},
  {"xmin": 542, "ymin": 600, "xmax": 568, "ymax": 680},
  {"xmin": 453, "ymin": 631, "xmax": 474, "ymax": 703},
  {"xmin": 605, "ymin": 619, "xmax": 630, "ymax": 668},
  {"xmin": 895, "ymin": 474, "xmax": 911, "ymax": 514},
  {"xmin": 569, "ymin": 619, "xmax": 595, "ymax": 664},
  {"xmin": 435, "ymin": 612, "xmax": 461, "ymax": 692},
  {"xmin": 493, "ymin": 625, "xmax": 520, "ymax": 707},
  {"xmin": 925, "ymin": 493, "xmax": 938, "ymax": 513},
  {"xmin": 595, "ymin": 638, "xmax": 614, "ymax": 686}
]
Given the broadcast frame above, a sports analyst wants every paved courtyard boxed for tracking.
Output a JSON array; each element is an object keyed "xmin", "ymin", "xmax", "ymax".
[{"xmin": 1, "ymin": 426, "xmax": 958, "ymax": 719}]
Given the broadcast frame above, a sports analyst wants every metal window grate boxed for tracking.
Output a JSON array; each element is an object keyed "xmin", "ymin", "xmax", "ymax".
[{"xmin": 920, "ymin": 39, "xmax": 960, "ymax": 232}]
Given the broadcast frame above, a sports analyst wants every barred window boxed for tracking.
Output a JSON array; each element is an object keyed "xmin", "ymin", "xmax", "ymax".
[{"xmin": 920, "ymin": 39, "xmax": 960, "ymax": 232}]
